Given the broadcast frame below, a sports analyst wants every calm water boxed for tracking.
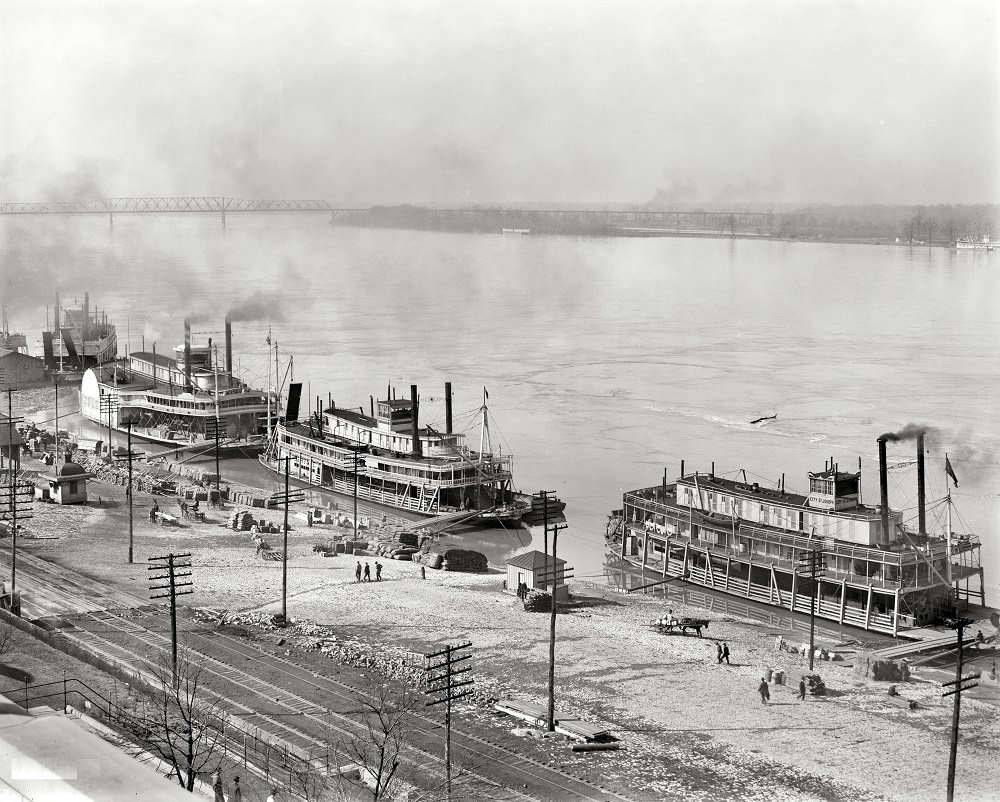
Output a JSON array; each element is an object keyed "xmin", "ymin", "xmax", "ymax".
[{"xmin": 5, "ymin": 215, "xmax": 999, "ymax": 604}]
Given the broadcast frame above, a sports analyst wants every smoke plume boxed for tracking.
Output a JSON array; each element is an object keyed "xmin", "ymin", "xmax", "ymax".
[
  {"xmin": 226, "ymin": 291, "xmax": 284, "ymax": 323},
  {"xmin": 878, "ymin": 423, "xmax": 939, "ymax": 443}
]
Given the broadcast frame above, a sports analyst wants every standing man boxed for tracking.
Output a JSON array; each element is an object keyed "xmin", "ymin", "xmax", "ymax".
[
  {"xmin": 722, "ymin": 642, "xmax": 731, "ymax": 665},
  {"xmin": 375, "ymin": 561, "xmax": 383, "ymax": 581},
  {"xmin": 355, "ymin": 561, "xmax": 362, "ymax": 582},
  {"xmin": 798, "ymin": 676, "xmax": 807, "ymax": 701},
  {"xmin": 363, "ymin": 561, "xmax": 371, "ymax": 582},
  {"xmin": 231, "ymin": 775, "xmax": 243, "ymax": 802},
  {"xmin": 758, "ymin": 677, "xmax": 770, "ymax": 704},
  {"xmin": 211, "ymin": 769, "xmax": 224, "ymax": 802},
  {"xmin": 266, "ymin": 789, "xmax": 278, "ymax": 802}
]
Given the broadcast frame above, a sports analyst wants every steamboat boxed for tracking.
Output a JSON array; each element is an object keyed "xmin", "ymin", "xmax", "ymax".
[
  {"xmin": 262, "ymin": 383, "xmax": 529, "ymax": 525},
  {"xmin": 607, "ymin": 432, "xmax": 984, "ymax": 636},
  {"xmin": 41, "ymin": 292, "xmax": 117, "ymax": 372},
  {"xmin": 80, "ymin": 319, "xmax": 273, "ymax": 449}
]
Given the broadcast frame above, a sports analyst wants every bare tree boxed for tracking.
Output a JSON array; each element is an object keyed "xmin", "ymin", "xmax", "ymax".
[
  {"xmin": 0, "ymin": 625, "xmax": 15, "ymax": 664},
  {"xmin": 330, "ymin": 676, "xmax": 420, "ymax": 802},
  {"xmin": 118, "ymin": 646, "xmax": 230, "ymax": 792}
]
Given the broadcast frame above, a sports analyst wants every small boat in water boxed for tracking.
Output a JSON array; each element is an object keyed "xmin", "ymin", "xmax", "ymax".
[
  {"xmin": 263, "ymin": 382, "xmax": 528, "ymax": 525},
  {"xmin": 954, "ymin": 235, "xmax": 994, "ymax": 250},
  {"xmin": 608, "ymin": 432, "xmax": 985, "ymax": 636}
]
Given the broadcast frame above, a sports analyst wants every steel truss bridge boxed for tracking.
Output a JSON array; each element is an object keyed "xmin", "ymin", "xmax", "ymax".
[{"xmin": 0, "ymin": 197, "xmax": 808, "ymax": 235}]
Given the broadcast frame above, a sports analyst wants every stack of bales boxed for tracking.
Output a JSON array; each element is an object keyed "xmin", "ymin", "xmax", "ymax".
[
  {"xmin": 415, "ymin": 546, "xmax": 487, "ymax": 573},
  {"xmin": 229, "ymin": 510, "xmax": 257, "ymax": 531},
  {"xmin": 523, "ymin": 590, "xmax": 552, "ymax": 612}
]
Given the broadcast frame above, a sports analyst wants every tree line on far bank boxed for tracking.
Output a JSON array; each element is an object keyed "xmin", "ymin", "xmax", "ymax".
[{"xmin": 335, "ymin": 203, "xmax": 999, "ymax": 245}]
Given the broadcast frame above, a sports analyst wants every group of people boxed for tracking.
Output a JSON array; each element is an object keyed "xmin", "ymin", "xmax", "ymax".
[
  {"xmin": 758, "ymin": 675, "xmax": 810, "ymax": 703},
  {"xmin": 715, "ymin": 642, "xmax": 731, "ymax": 664},
  {"xmin": 212, "ymin": 770, "xmax": 280, "ymax": 802},
  {"xmin": 355, "ymin": 560, "xmax": 382, "ymax": 582},
  {"xmin": 515, "ymin": 581, "xmax": 530, "ymax": 600}
]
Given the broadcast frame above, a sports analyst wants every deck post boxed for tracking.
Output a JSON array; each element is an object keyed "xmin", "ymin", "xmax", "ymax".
[
  {"xmin": 745, "ymin": 553, "xmax": 752, "ymax": 598},
  {"xmin": 662, "ymin": 538, "xmax": 668, "ymax": 577},
  {"xmin": 641, "ymin": 535, "xmax": 648, "ymax": 571},
  {"xmin": 865, "ymin": 585, "xmax": 874, "ymax": 629},
  {"xmin": 682, "ymin": 542, "xmax": 690, "ymax": 579},
  {"xmin": 725, "ymin": 557, "xmax": 731, "ymax": 591},
  {"xmin": 892, "ymin": 588, "xmax": 901, "ymax": 637},
  {"xmin": 839, "ymin": 579, "xmax": 847, "ymax": 624},
  {"xmin": 791, "ymin": 569, "xmax": 798, "ymax": 613}
]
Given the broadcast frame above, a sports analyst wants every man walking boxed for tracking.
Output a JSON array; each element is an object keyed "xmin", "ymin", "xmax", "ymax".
[
  {"xmin": 722, "ymin": 642, "xmax": 731, "ymax": 665},
  {"xmin": 798, "ymin": 676, "xmax": 807, "ymax": 701},
  {"xmin": 758, "ymin": 677, "xmax": 770, "ymax": 704},
  {"xmin": 717, "ymin": 643, "xmax": 724, "ymax": 664},
  {"xmin": 355, "ymin": 561, "xmax": 362, "ymax": 582},
  {"xmin": 231, "ymin": 775, "xmax": 243, "ymax": 802},
  {"xmin": 363, "ymin": 561, "xmax": 371, "ymax": 582},
  {"xmin": 375, "ymin": 561, "xmax": 382, "ymax": 581}
]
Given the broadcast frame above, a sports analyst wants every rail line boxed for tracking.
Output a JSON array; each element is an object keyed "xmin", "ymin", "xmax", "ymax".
[{"xmin": 1, "ymin": 548, "xmax": 632, "ymax": 801}]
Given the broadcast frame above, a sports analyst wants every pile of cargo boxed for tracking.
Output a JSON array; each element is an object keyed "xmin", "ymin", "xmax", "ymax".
[
  {"xmin": 414, "ymin": 546, "xmax": 489, "ymax": 573},
  {"xmin": 74, "ymin": 452, "xmax": 176, "ymax": 495},
  {"xmin": 523, "ymin": 590, "xmax": 552, "ymax": 612},
  {"xmin": 228, "ymin": 511, "xmax": 258, "ymax": 531},
  {"xmin": 227, "ymin": 488, "xmax": 279, "ymax": 508}
]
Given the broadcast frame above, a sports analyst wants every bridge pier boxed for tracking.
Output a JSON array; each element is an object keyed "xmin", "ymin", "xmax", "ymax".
[
  {"xmin": 221, "ymin": 208, "xmax": 226, "ymax": 229},
  {"xmin": 109, "ymin": 212, "xmax": 113, "ymax": 229}
]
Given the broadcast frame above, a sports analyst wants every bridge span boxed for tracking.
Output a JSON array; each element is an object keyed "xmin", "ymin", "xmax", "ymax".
[{"xmin": 0, "ymin": 196, "xmax": 352, "ymax": 227}]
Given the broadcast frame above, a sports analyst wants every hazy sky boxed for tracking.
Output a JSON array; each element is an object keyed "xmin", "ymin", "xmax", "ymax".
[{"xmin": 1, "ymin": 0, "xmax": 997, "ymax": 205}]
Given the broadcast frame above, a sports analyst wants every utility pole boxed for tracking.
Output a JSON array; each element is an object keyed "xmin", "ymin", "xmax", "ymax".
[
  {"xmin": 272, "ymin": 456, "xmax": 304, "ymax": 623},
  {"xmin": 541, "ymin": 520, "xmax": 571, "ymax": 732},
  {"xmin": 351, "ymin": 450, "xmax": 363, "ymax": 541},
  {"xmin": 99, "ymin": 390, "xmax": 118, "ymax": 460},
  {"xmin": 424, "ymin": 642, "xmax": 473, "ymax": 801},
  {"xmin": 148, "ymin": 553, "xmax": 193, "ymax": 677},
  {"xmin": 797, "ymin": 547, "xmax": 826, "ymax": 671},
  {"xmin": 113, "ymin": 421, "xmax": 141, "ymax": 563},
  {"xmin": 2, "ymin": 390, "xmax": 30, "ymax": 602},
  {"xmin": 205, "ymin": 417, "xmax": 222, "ymax": 492},
  {"xmin": 942, "ymin": 617, "xmax": 979, "ymax": 802}
]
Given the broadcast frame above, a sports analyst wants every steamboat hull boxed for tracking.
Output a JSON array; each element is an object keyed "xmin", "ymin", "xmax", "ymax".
[{"xmin": 610, "ymin": 439, "xmax": 984, "ymax": 637}]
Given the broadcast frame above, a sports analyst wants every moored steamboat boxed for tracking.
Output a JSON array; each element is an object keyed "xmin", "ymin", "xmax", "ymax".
[
  {"xmin": 262, "ymin": 383, "xmax": 528, "ymax": 525},
  {"xmin": 607, "ymin": 432, "xmax": 984, "ymax": 636},
  {"xmin": 80, "ymin": 319, "xmax": 273, "ymax": 449}
]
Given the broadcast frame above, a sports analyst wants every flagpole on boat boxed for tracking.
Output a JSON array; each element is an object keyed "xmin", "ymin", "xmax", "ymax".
[
  {"xmin": 266, "ymin": 327, "xmax": 272, "ymax": 444},
  {"xmin": 945, "ymin": 452, "xmax": 953, "ymax": 608}
]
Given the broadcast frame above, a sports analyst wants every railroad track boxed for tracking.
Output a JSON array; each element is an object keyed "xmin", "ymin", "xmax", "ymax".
[{"xmin": 2, "ymin": 548, "xmax": 634, "ymax": 802}]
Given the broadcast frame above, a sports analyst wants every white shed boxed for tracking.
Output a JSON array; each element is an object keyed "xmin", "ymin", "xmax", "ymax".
[{"xmin": 506, "ymin": 550, "xmax": 569, "ymax": 602}]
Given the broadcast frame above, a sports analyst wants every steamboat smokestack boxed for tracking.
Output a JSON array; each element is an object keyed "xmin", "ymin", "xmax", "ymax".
[
  {"xmin": 152, "ymin": 343, "xmax": 157, "ymax": 388},
  {"xmin": 83, "ymin": 292, "xmax": 90, "ymax": 343},
  {"xmin": 445, "ymin": 381, "xmax": 453, "ymax": 434},
  {"xmin": 878, "ymin": 436, "xmax": 890, "ymax": 541},
  {"xmin": 410, "ymin": 384, "xmax": 421, "ymax": 457},
  {"xmin": 183, "ymin": 319, "xmax": 192, "ymax": 393},
  {"xmin": 917, "ymin": 432, "xmax": 926, "ymax": 534},
  {"xmin": 224, "ymin": 318, "xmax": 233, "ymax": 374}
]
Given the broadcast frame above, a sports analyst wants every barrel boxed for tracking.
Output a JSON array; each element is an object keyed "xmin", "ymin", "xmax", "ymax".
[{"xmin": 763, "ymin": 668, "xmax": 773, "ymax": 682}]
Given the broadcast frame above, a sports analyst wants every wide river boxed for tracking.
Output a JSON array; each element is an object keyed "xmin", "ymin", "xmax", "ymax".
[{"xmin": 5, "ymin": 215, "xmax": 999, "ymax": 607}]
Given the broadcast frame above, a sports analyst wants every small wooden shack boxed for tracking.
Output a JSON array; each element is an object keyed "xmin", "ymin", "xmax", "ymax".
[
  {"xmin": 506, "ymin": 549, "xmax": 569, "ymax": 601},
  {"xmin": 36, "ymin": 460, "xmax": 93, "ymax": 505}
]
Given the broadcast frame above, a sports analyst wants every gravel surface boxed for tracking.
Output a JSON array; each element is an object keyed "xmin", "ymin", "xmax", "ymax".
[{"xmin": 7, "ymin": 454, "xmax": 999, "ymax": 801}]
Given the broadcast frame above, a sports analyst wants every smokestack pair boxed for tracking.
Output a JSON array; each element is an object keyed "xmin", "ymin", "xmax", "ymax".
[
  {"xmin": 876, "ymin": 432, "xmax": 927, "ymax": 540},
  {"xmin": 225, "ymin": 317, "xmax": 233, "ymax": 374}
]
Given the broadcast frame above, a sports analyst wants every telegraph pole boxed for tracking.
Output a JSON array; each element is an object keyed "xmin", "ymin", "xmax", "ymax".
[
  {"xmin": 99, "ymin": 391, "xmax": 118, "ymax": 460},
  {"xmin": 797, "ymin": 547, "xmax": 826, "ymax": 671},
  {"xmin": 148, "ymin": 553, "xmax": 193, "ymax": 676},
  {"xmin": 2, "ymin": 390, "xmax": 29, "ymax": 599},
  {"xmin": 272, "ymin": 456, "xmax": 304, "ymax": 623},
  {"xmin": 942, "ymin": 617, "xmax": 979, "ymax": 802},
  {"xmin": 113, "ymin": 421, "xmax": 141, "ymax": 563},
  {"xmin": 543, "ymin": 520, "xmax": 570, "ymax": 732},
  {"xmin": 424, "ymin": 642, "xmax": 473, "ymax": 801}
]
